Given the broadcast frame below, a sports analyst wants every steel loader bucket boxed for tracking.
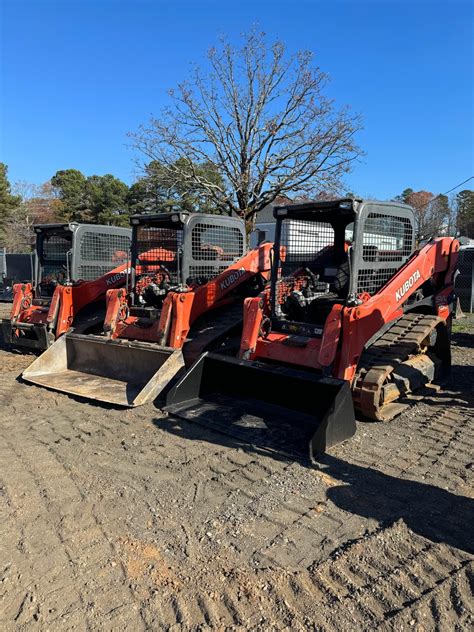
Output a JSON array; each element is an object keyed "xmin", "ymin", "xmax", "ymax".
[
  {"xmin": 22, "ymin": 332, "xmax": 184, "ymax": 407},
  {"xmin": 2, "ymin": 320, "xmax": 53, "ymax": 351},
  {"xmin": 165, "ymin": 353, "xmax": 356, "ymax": 461}
]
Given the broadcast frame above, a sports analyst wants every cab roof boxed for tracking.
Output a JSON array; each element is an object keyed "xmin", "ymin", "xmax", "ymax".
[{"xmin": 273, "ymin": 198, "xmax": 414, "ymax": 223}]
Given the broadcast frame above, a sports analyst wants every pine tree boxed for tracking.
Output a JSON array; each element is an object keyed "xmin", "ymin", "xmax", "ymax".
[
  {"xmin": 455, "ymin": 190, "xmax": 474, "ymax": 237},
  {"xmin": 0, "ymin": 163, "xmax": 21, "ymax": 245}
]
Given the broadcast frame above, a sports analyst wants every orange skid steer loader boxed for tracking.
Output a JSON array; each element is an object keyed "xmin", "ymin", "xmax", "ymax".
[
  {"xmin": 23, "ymin": 211, "xmax": 272, "ymax": 406},
  {"xmin": 2, "ymin": 222, "xmax": 131, "ymax": 350},
  {"xmin": 165, "ymin": 199, "xmax": 459, "ymax": 461}
]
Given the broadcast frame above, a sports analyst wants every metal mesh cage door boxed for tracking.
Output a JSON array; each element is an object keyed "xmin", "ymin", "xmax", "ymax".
[
  {"xmin": 356, "ymin": 211, "xmax": 414, "ymax": 296},
  {"xmin": 185, "ymin": 219, "xmax": 245, "ymax": 285},
  {"xmin": 75, "ymin": 230, "xmax": 131, "ymax": 281},
  {"xmin": 133, "ymin": 225, "xmax": 184, "ymax": 303},
  {"xmin": 38, "ymin": 232, "xmax": 73, "ymax": 295},
  {"xmin": 272, "ymin": 219, "xmax": 336, "ymax": 322},
  {"xmin": 41, "ymin": 233, "xmax": 72, "ymax": 261}
]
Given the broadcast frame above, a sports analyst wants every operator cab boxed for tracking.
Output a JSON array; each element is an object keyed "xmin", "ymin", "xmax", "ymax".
[
  {"xmin": 33, "ymin": 222, "xmax": 132, "ymax": 299},
  {"xmin": 271, "ymin": 199, "xmax": 415, "ymax": 337},
  {"xmin": 34, "ymin": 224, "xmax": 73, "ymax": 298},
  {"xmin": 129, "ymin": 211, "xmax": 246, "ymax": 314}
]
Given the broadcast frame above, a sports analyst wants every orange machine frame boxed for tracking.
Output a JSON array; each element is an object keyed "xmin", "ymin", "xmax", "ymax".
[
  {"xmin": 8, "ymin": 261, "xmax": 130, "ymax": 345},
  {"xmin": 103, "ymin": 243, "xmax": 273, "ymax": 348},
  {"xmin": 239, "ymin": 237, "xmax": 459, "ymax": 383}
]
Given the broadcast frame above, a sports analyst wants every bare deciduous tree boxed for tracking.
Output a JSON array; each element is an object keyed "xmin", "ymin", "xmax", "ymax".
[
  {"xmin": 3, "ymin": 182, "xmax": 61, "ymax": 252},
  {"xmin": 130, "ymin": 29, "xmax": 362, "ymax": 225},
  {"xmin": 404, "ymin": 190, "xmax": 451, "ymax": 238}
]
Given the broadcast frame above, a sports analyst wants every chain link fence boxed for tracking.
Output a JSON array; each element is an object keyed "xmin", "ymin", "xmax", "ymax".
[{"xmin": 455, "ymin": 247, "xmax": 474, "ymax": 313}]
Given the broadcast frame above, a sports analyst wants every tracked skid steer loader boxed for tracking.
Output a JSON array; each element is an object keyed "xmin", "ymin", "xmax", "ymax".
[
  {"xmin": 23, "ymin": 211, "xmax": 272, "ymax": 406},
  {"xmin": 2, "ymin": 223, "xmax": 131, "ymax": 350},
  {"xmin": 165, "ymin": 199, "xmax": 459, "ymax": 461}
]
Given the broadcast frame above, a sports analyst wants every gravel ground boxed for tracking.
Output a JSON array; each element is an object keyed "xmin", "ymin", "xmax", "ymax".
[{"xmin": 0, "ymin": 302, "xmax": 473, "ymax": 630}]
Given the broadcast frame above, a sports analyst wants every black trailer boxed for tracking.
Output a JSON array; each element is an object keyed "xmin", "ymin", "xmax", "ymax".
[{"xmin": 0, "ymin": 250, "xmax": 32, "ymax": 301}]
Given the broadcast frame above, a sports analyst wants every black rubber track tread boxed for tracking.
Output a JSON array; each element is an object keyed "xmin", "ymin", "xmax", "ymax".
[{"xmin": 353, "ymin": 313, "xmax": 445, "ymax": 420}]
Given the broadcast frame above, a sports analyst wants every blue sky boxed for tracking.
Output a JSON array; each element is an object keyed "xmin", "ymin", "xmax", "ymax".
[{"xmin": 1, "ymin": 0, "xmax": 472, "ymax": 200}]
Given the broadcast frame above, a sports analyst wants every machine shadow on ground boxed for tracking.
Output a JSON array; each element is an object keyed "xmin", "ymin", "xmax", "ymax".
[
  {"xmin": 452, "ymin": 330, "xmax": 474, "ymax": 349},
  {"xmin": 156, "ymin": 412, "xmax": 474, "ymax": 554},
  {"xmin": 155, "ymin": 354, "xmax": 473, "ymax": 459},
  {"xmin": 154, "ymin": 341, "xmax": 474, "ymax": 557},
  {"xmin": 319, "ymin": 454, "xmax": 474, "ymax": 555}
]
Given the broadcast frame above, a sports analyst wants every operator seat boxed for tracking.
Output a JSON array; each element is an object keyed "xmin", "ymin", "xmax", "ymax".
[{"xmin": 306, "ymin": 256, "xmax": 350, "ymax": 324}]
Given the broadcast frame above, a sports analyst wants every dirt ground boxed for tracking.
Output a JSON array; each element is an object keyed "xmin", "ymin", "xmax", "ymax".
[{"xmin": 0, "ymin": 302, "xmax": 473, "ymax": 631}]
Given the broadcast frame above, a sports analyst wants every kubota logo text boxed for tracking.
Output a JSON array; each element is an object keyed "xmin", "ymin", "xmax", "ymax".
[
  {"xmin": 395, "ymin": 270, "xmax": 421, "ymax": 302},
  {"xmin": 106, "ymin": 269, "xmax": 129, "ymax": 286},
  {"xmin": 220, "ymin": 267, "xmax": 246, "ymax": 291}
]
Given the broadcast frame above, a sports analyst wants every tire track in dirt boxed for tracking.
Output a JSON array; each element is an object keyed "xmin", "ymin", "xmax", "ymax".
[
  {"xmin": 0, "ymin": 371, "xmax": 30, "ymax": 406},
  {"xmin": 0, "ymin": 422, "xmax": 146, "ymax": 630},
  {"xmin": 382, "ymin": 406, "xmax": 474, "ymax": 485},
  {"xmin": 257, "ymin": 521, "xmax": 472, "ymax": 630},
  {"xmin": 337, "ymin": 403, "xmax": 474, "ymax": 493},
  {"xmin": 114, "ymin": 521, "xmax": 474, "ymax": 630},
  {"xmin": 302, "ymin": 521, "xmax": 472, "ymax": 629},
  {"xmin": 381, "ymin": 562, "xmax": 473, "ymax": 631},
  {"xmin": 23, "ymin": 399, "xmax": 471, "ymax": 629},
  {"xmin": 0, "ymin": 437, "xmax": 88, "ymax": 629},
  {"xmin": 1, "ymin": 323, "xmax": 473, "ymax": 629}
]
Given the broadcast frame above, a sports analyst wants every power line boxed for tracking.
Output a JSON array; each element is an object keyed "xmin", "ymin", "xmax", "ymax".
[
  {"xmin": 438, "ymin": 176, "xmax": 474, "ymax": 198},
  {"xmin": 418, "ymin": 176, "xmax": 474, "ymax": 209}
]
